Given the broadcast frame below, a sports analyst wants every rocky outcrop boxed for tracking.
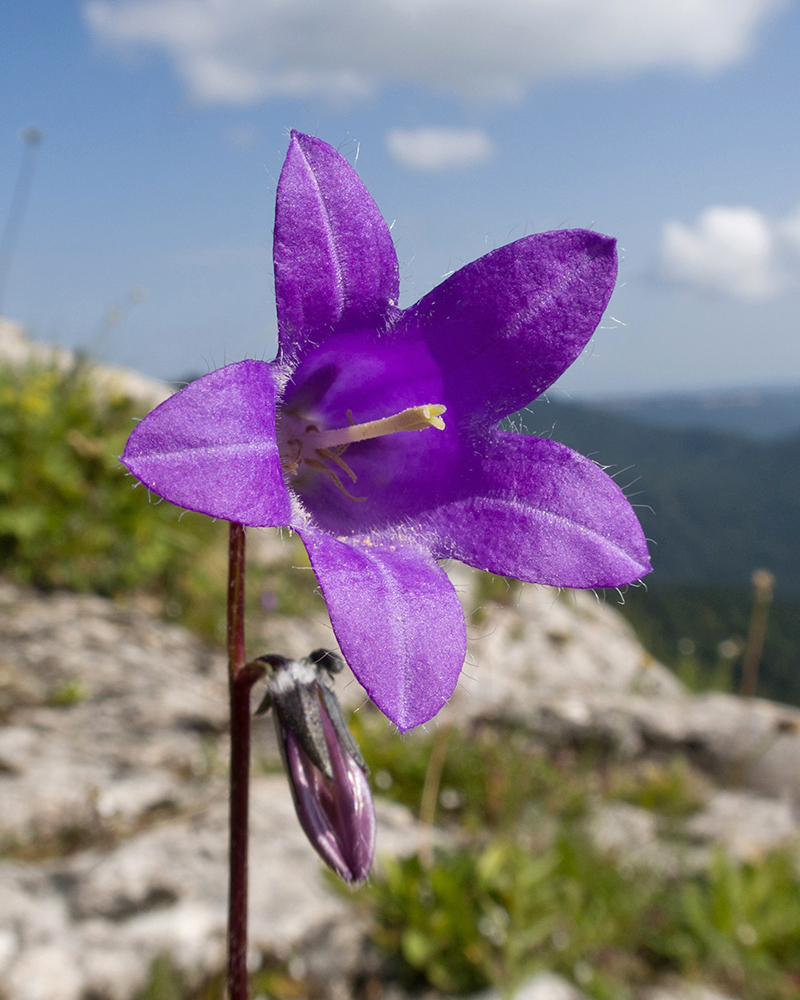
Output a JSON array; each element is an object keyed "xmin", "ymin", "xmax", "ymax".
[
  {"xmin": 0, "ymin": 575, "xmax": 432, "ymax": 1000},
  {"xmin": 1, "ymin": 554, "xmax": 798, "ymax": 1000},
  {"xmin": 0, "ymin": 783, "xmax": 425, "ymax": 1000},
  {"xmin": 443, "ymin": 564, "xmax": 800, "ymax": 804}
]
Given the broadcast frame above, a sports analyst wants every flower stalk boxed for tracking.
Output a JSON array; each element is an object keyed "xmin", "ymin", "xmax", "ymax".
[{"xmin": 226, "ymin": 522, "xmax": 256, "ymax": 1000}]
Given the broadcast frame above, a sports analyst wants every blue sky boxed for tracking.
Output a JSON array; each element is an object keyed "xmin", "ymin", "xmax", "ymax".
[{"xmin": 1, "ymin": 0, "xmax": 799, "ymax": 396}]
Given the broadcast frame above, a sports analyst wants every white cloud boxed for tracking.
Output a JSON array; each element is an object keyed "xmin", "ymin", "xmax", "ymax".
[
  {"xmin": 387, "ymin": 127, "xmax": 494, "ymax": 171},
  {"xmin": 83, "ymin": 0, "xmax": 787, "ymax": 105},
  {"xmin": 659, "ymin": 204, "xmax": 800, "ymax": 299}
]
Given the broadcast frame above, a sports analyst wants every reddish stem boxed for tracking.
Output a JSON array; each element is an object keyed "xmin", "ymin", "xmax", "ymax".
[
  {"xmin": 226, "ymin": 522, "xmax": 250, "ymax": 1000},
  {"xmin": 227, "ymin": 522, "xmax": 247, "ymax": 684}
]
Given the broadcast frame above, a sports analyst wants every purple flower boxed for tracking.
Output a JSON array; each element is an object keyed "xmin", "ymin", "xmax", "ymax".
[{"xmin": 122, "ymin": 131, "xmax": 651, "ymax": 732}]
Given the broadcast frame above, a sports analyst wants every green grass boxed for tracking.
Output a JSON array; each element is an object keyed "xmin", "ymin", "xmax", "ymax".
[
  {"xmin": 357, "ymin": 838, "xmax": 800, "ymax": 1000},
  {"xmin": 350, "ymin": 713, "xmax": 592, "ymax": 835}
]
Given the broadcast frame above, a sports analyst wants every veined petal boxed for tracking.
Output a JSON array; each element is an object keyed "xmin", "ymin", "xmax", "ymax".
[
  {"xmin": 401, "ymin": 230, "xmax": 617, "ymax": 426},
  {"xmin": 274, "ymin": 132, "xmax": 399, "ymax": 363},
  {"xmin": 121, "ymin": 361, "xmax": 292, "ymax": 527},
  {"xmin": 297, "ymin": 527, "xmax": 466, "ymax": 732},
  {"xmin": 425, "ymin": 430, "xmax": 651, "ymax": 588}
]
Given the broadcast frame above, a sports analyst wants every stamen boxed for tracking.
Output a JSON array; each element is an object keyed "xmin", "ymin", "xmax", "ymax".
[
  {"xmin": 281, "ymin": 438, "xmax": 303, "ymax": 476},
  {"xmin": 305, "ymin": 405, "xmax": 446, "ymax": 451},
  {"xmin": 305, "ymin": 458, "xmax": 366, "ymax": 502},
  {"xmin": 316, "ymin": 447, "xmax": 358, "ymax": 483}
]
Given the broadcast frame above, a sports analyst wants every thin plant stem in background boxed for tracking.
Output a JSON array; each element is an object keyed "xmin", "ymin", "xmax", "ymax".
[
  {"xmin": 740, "ymin": 568, "xmax": 775, "ymax": 699},
  {"xmin": 419, "ymin": 726, "xmax": 451, "ymax": 867},
  {"xmin": 0, "ymin": 126, "xmax": 43, "ymax": 316}
]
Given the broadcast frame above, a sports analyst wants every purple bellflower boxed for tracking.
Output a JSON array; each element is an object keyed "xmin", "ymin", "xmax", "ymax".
[
  {"xmin": 255, "ymin": 650, "xmax": 375, "ymax": 885},
  {"xmin": 122, "ymin": 131, "xmax": 651, "ymax": 733}
]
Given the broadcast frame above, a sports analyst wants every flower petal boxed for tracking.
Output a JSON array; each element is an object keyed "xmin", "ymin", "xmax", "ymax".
[
  {"xmin": 401, "ymin": 230, "xmax": 617, "ymax": 426},
  {"xmin": 424, "ymin": 430, "xmax": 651, "ymax": 588},
  {"xmin": 121, "ymin": 361, "xmax": 292, "ymax": 527},
  {"xmin": 274, "ymin": 132, "xmax": 399, "ymax": 363},
  {"xmin": 297, "ymin": 526, "xmax": 466, "ymax": 732}
]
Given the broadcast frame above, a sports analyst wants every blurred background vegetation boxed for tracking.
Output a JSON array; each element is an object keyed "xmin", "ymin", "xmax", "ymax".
[
  {"xmin": 0, "ymin": 358, "xmax": 224, "ymax": 606},
  {"xmin": 4, "ymin": 355, "xmax": 800, "ymax": 1000},
  {"xmin": 513, "ymin": 396, "xmax": 800, "ymax": 708},
  {"xmin": 0, "ymin": 355, "xmax": 320, "ymax": 651},
  {"xmin": 347, "ymin": 717, "xmax": 800, "ymax": 1000},
  {"xmin": 137, "ymin": 719, "xmax": 800, "ymax": 1000}
]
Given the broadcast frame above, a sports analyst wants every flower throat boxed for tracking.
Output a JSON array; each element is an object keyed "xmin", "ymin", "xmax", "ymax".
[{"xmin": 280, "ymin": 404, "xmax": 446, "ymax": 501}]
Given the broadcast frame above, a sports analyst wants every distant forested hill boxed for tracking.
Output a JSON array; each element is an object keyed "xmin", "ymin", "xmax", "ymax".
[
  {"xmin": 512, "ymin": 399, "xmax": 800, "ymax": 705},
  {"xmin": 583, "ymin": 386, "xmax": 800, "ymax": 440},
  {"xmin": 512, "ymin": 400, "xmax": 800, "ymax": 594}
]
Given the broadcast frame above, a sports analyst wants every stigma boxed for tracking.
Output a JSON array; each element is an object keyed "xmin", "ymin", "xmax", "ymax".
[
  {"xmin": 280, "ymin": 404, "xmax": 446, "ymax": 501},
  {"xmin": 304, "ymin": 404, "xmax": 446, "ymax": 451}
]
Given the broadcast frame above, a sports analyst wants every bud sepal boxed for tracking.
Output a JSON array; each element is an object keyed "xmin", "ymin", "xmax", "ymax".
[{"xmin": 253, "ymin": 649, "xmax": 375, "ymax": 885}]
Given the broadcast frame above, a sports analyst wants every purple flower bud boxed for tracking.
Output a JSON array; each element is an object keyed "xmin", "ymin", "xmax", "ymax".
[
  {"xmin": 256, "ymin": 651, "xmax": 375, "ymax": 885},
  {"xmin": 280, "ymin": 698, "xmax": 375, "ymax": 885}
]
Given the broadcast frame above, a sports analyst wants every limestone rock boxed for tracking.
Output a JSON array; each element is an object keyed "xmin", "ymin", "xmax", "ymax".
[
  {"xmin": 0, "ymin": 317, "xmax": 170, "ymax": 409},
  {"xmin": 441, "ymin": 568, "xmax": 800, "ymax": 806},
  {"xmin": 642, "ymin": 982, "xmax": 741, "ymax": 1000},
  {"xmin": 587, "ymin": 802, "xmax": 707, "ymax": 877},
  {"xmin": 0, "ymin": 584, "xmax": 230, "ymax": 843},
  {"xmin": 514, "ymin": 973, "xmax": 591, "ymax": 1000},
  {"xmin": 0, "ymin": 776, "xmax": 430, "ymax": 1000},
  {"xmin": 0, "ymin": 578, "xmax": 443, "ymax": 1000},
  {"xmin": 470, "ymin": 971, "xmax": 591, "ymax": 1000},
  {"xmin": 686, "ymin": 790, "xmax": 798, "ymax": 862},
  {"xmin": 2, "ymin": 563, "xmax": 800, "ymax": 999}
]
